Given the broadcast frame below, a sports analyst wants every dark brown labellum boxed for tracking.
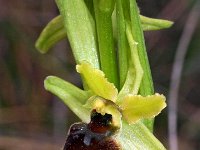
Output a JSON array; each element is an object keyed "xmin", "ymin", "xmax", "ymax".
[{"xmin": 63, "ymin": 110, "xmax": 120, "ymax": 150}]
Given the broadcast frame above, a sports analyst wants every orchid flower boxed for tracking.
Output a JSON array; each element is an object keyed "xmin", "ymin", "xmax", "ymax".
[
  {"xmin": 44, "ymin": 61, "xmax": 166, "ymax": 149},
  {"xmin": 35, "ymin": 0, "xmax": 173, "ymax": 149}
]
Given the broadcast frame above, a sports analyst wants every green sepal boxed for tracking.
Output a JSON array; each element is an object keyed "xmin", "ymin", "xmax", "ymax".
[
  {"xmin": 44, "ymin": 76, "xmax": 91, "ymax": 122},
  {"xmin": 119, "ymin": 94, "xmax": 166, "ymax": 124},
  {"xmin": 76, "ymin": 61, "xmax": 118, "ymax": 102},
  {"xmin": 35, "ymin": 16, "xmax": 67, "ymax": 53}
]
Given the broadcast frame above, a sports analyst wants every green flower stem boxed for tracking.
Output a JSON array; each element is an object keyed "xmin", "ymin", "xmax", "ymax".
[
  {"xmin": 116, "ymin": 0, "xmax": 129, "ymax": 89},
  {"xmin": 93, "ymin": 0, "xmax": 119, "ymax": 88},
  {"xmin": 56, "ymin": 0, "xmax": 99, "ymax": 69},
  {"xmin": 129, "ymin": 0, "xmax": 154, "ymax": 131}
]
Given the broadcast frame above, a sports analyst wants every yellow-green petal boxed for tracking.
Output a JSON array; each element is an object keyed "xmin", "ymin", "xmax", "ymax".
[
  {"xmin": 76, "ymin": 61, "xmax": 118, "ymax": 102},
  {"xmin": 120, "ymin": 93, "xmax": 166, "ymax": 124}
]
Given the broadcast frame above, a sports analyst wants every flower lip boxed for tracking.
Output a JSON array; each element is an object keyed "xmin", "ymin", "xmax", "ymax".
[{"xmin": 64, "ymin": 111, "xmax": 121, "ymax": 150}]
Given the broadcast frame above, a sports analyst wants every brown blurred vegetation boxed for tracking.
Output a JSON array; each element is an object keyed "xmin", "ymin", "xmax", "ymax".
[{"xmin": 0, "ymin": 0, "xmax": 200, "ymax": 149}]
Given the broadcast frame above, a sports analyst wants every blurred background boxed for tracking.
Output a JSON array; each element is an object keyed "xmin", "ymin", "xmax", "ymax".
[{"xmin": 0, "ymin": 0, "xmax": 199, "ymax": 149}]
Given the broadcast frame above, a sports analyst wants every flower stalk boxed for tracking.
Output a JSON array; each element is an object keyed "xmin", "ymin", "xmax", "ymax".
[{"xmin": 93, "ymin": 0, "xmax": 119, "ymax": 88}]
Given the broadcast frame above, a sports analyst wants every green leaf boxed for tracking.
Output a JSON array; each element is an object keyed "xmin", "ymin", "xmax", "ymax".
[
  {"xmin": 44, "ymin": 76, "xmax": 91, "ymax": 122},
  {"xmin": 35, "ymin": 15, "xmax": 67, "ymax": 53},
  {"xmin": 119, "ymin": 94, "xmax": 166, "ymax": 124},
  {"xmin": 76, "ymin": 61, "xmax": 118, "ymax": 102},
  {"xmin": 56, "ymin": 0, "xmax": 100, "ymax": 69}
]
